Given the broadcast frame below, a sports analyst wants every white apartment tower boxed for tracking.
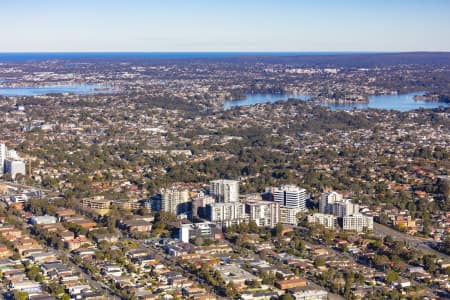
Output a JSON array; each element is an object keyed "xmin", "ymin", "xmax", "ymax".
[
  {"xmin": 273, "ymin": 185, "xmax": 307, "ymax": 211},
  {"xmin": 209, "ymin": 179, "xmax": 239, "ymax": 203},
  {"xmin": 342, "ymin": 214, "xmax": 373, "ymax": 232},
  {"xmin": 319, "ymin": 191, "xmax": 343, "ymax": 213},
  {"xmin": 160, "ymin": 187, "xmax": 190, "ymax": 216},
  {"xmin": 245, "ymin": 200, "xmax": 279, "ymax": 228},
  {"xmin": 206, "ymin": 202, "xmax": 245, "ymax": 227},
  {"xmin": 4, "ymin": 160, "xmax": 26, "ymax": 179},
  {"xmin": 307, "ymin": 213, "xmax": 337, "ymax": 229},
  {"xmin": 0, "ymin": 144, "xmax": 6, "ymax": 174},
  {"xmin": 0, "ymin": 143, "xmax": 25, "ymax": 177},
  {"xmin": 332, "ymin": 199, "xmax": 360, "ymax": 218}
]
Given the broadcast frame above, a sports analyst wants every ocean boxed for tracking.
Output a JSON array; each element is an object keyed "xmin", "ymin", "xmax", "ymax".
[{"xmin": 0, "ymin": 52, "xmax": 372, "ymax": 62}]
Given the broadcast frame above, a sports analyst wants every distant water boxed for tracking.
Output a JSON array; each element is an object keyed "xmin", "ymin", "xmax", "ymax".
[
  {"xmin": 0, "ymin": 52, "xmax": 369, "ymax": 62},
  {"xmin": 224, "ymin": 92, "xmax": 450, "ymax": 112},
  {"xmin": 0, "ymin": 84, "xmax": 106, "ymax": 96},
  {"xmin": 326, "ymin": 92, "xmax": 449, "ymax": 111},
  {"xmin": 224, "ymin": 93, "xmax": 311, "ymax": 109}
]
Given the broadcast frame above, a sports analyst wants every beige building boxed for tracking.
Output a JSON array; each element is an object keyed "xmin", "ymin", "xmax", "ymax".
[{"xmin": 160, "ymin": 186, "xmax": 190, "ymax": 216}]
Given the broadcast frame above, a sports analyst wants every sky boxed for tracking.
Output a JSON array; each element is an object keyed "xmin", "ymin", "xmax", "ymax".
[{"xmin": 1, "ymin": 0, "xmax": 450, "ymax": 52}]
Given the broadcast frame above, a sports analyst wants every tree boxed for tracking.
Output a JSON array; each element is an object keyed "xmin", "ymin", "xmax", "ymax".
[
  {"xmin": 248, "ymin": 220, "xmax": 259, "ymax": 233},
  {"xmin": 14, "ymin": 291, "xmax": 28, "ymax": 300},
  {"xmin": 314, "ymin": 258, "xmax": 326, "ymax": 267},
  {"xmin": 275, "ymin": 223, "xmax": 284, "ymax": 238},
  {"xmin": 225, "ymin": 282, "xmax": 237, "ymax": 298},
  {"xmin": 280, "ymin": 294, "xmax": 294, "ymax": 300},
  {"xmin": 386, "ymin": 270, "xmax": 398, "ymax": 284}
]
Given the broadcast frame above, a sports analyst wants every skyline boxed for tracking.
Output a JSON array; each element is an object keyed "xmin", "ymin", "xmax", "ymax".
[{"xmin": 1, "ymin": 0, "xmax": 450, "ymax": 52}]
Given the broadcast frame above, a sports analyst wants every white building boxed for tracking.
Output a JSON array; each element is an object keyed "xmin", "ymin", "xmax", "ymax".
[
  {"xmin": 273, "ymin": 185, "xmax": 307, "ymax": 211},
  {"xmin": 206, "ymin": 202, "xmax": 245, "ymax": 227},
  {"xmin": 192, "ymin": 192, "xmax": 215, "ymax": 218},
  {"xmin": 179, "ymin": 222, "xmax": 221, "ymax": 243},
  {"xmin": 279, "ymin": 207, "xmax": 303, "ymax": 225},
  {"xmin": 342, "ymin": 214, "xmax": 373, "ymax": 232},
  {"xmin": 0, "ymin": 144, "xmax": 6, "ymax": 175},
  {"xmin": 30, "ymin": 215, "xmax": 57, "ymax": 225},
  {"xmin": 293, "ymin": 289, "xmax": 328, "ymax": 300},
  {"xmin": 332, "ymin": 199, "xmax": 359, "ymax": 218},
  {"xmin": 319, "ymin": 191, "xmax": 343, "ymax": 213},
  {"xmin": 1, "ymin": 143, "xmax": 25, "ymax": 177},
  {"xmin": 307, "ymin": 213, "xmax": 337, "ymax": 229},
  {"xmin": 209, "ymin": 179, "xmax": 239, "ymax": 203},
  {"xmin": 160, "ymin": 187, "xmax": 190, "ymax": 216},
  {"xmin": 4, "ymin": 159, "xmax": 26, "ymax": 179},
  {"xmin": 245, "ymin": 200, "xmax": 279, "ymax": 228}
]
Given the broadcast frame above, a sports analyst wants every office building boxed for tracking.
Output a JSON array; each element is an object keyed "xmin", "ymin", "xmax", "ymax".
[
  {"xmin": 206, "ymin": 202, "xmax": 245, "ymax": 227},
  {"xmin": 179, "ymin": 222, "xmax": 222, "ymax": 243},
  {"xmin": 209, "ymin": 179, "xmax": 239, "ymax": 203},
  {"xmin": 273, "ymin": 185, "xmax": 307, "ymax": 211},
  {"xmin": 245, "ymin": 200, "xmax": 279, "ymax": 228}
]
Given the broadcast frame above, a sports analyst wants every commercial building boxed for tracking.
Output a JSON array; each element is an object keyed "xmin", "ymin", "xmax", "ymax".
[
  {"xmin": 292, "ymin": 289, "xmax": 328, "ymax": 300},
  {"xmin": 209, "ymin": 179, "xmax": 239, "ymax": 203},
  {"xmin": 206, "ymin": 202, "xmax": 245, "ymax": 227},
  {"xmin": 342, "ymin": 214, "xmax": 374, "ymax": 232},
  {"xmin": 307, "ymin": 213, "xmax": 337, "ymax": 229},
  {"xmin": 29, "ymin": 215, "xmax": 57, "ymax": 225},
  {"xmin": 213, "ymin": 264, "xmax": 259, "ymax": 287},
  {"xmin": 273, "ymin": 185, "xmax": 308, "ymax": 211},
  {"xmin": 245, "ymin": 200, "xmax": 279, "ymax": 228},
  {"xmin": 160, "ymin": 186, "xmax": 190, "ymax": 216},
  {"xmin": 179, "ymin": 222, "xmax": 222, "ymax": 243},
  {"xmin": 275, "ymin": 278, "xmax": 308, "ymax": 290}
]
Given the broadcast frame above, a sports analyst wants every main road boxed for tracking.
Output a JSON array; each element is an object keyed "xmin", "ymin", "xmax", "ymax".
[{"xmin": 374, "ymin": 223, "xmax": 449, "ymax": 259}]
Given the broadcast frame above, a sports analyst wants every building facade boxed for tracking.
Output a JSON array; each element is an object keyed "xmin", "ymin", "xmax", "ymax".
[
  {"xmin": 4, "ymin": 159, "xmax": 26, "ymax": 179},
  {"xmin": 332, "ymin": 199, "xmax": 360, "ymax": 218},
  {"xmin": 179, "ymin": 222, "xmax": 222, "ymax": 243},
  {"xmin": 307, "ymin": 213, "xmax": 337, "ymax": 229},
  {"xmin": 245, "ymin": 200, "xmax": 280, "ymax": 228},
  {"xmin": 319, "ymin": 191, "xmax": 343, "ymax": 214},
  {"xmin": 160, "ymin": 186, "xmax": 190, "ymax": 216},
  {"xmin": 209, "ymin": 179, "xmax": 239, "ymax": 203},
  {"xmin": 279, "ymin": 207, "xmax": 303, "ymax": 225},
  {"xmin": 206, "ymin": 202, "xmax": 245, "ymax": 227},
  {"xmin": 273, "ymin": 185, "xmax": 307, "ymax": 211},
  {"xmin": 342, "ymin": 214, "xmax": 374, "ymax": 232}
]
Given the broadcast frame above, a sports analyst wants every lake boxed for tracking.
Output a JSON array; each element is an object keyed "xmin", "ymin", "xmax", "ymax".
[
  {"xmin": 0, "ymin": 84, "xmax": 107, "ymax": 97},
  {"xmin": 224, "ymin": 93, "xmax": 312, "ymax": 109},
  {"xmin": 224, "ymin": 92, "xmax": 449, "ymax": 112}
]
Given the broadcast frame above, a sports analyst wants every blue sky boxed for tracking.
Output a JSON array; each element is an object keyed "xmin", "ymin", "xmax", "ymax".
[{"xmin": 1, "ymin": 0, "xmax": 450, "ymax": 52}]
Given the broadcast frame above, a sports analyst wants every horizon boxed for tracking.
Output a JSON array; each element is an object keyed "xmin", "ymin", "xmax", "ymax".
[{"xmin": 1, "ymin": 0, "xmax": 450, "ymax": 52}]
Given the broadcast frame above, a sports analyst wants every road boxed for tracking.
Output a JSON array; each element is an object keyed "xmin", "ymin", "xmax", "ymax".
[
  {"xmin": 0, "ymin": 180, "xmax": 53, "ymax": 194},
  {"xmin": 54, "ymin": 249, "xmax": 122, "ymax": 299},
  {"xmin": 373, "ymin": 223, "xmax": 449, "ymax": 259}
]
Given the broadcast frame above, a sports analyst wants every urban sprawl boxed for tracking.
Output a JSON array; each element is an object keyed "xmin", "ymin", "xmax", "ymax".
[{"xmin": 0, "ymin": 54, "xmax": 449, "ymax": 300}]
